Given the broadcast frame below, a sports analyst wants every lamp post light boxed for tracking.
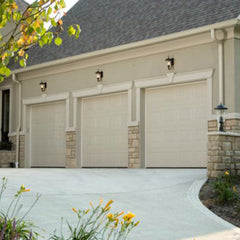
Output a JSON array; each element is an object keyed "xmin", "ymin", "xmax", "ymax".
[
  {"xmin": 40, "ymin": 82, "xmax": 47, "ymax": 92},
  {"xmin": 214, "ymin": 103, "xmax": 228, "ymax": 132}
]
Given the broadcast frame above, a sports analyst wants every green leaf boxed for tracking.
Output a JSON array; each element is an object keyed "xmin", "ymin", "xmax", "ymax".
[
  {"xmin": 54, "ymin": 37, "xmax": 62, "ymax": 46},
  {"xmin": 68, "ymin": 26, "xmax": 76, "ymax": 36},
  {"xmin": 0, "ymin": 66, "xmax": 11, "ymax": 77},
  {"xmin": 51, "ymin": 18, "xmax": 57, "ymax": 27},
  {"xmin": 4, "ymin": 67, "xmax": 11, "ymax": 77},
  {"xmin": 47, "ymin": 7, "xmax": 52, "ymax": 15},
  {"xmin": 0, "ymin": 75, "xmax": 4, "ymax": 83},
  {"xmin": 19, "ymin": 59, "xmax": 26, "ymax": 67}
]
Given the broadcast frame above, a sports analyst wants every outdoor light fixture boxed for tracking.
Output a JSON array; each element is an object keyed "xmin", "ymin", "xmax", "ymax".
[
  {"xmin": 95, "ymin": 70, "xmax": 103, "ymax": 82},
  {"xmin": 214, "ymin": 103, "xmax": 228, "ymax": 132},
  {"xmin": 40, "ymin": 81, "xmax": 47, "ymax": 92},
  {"xmin": 165, "ymin": 57, "xmax": 174, "ymax": 70}
]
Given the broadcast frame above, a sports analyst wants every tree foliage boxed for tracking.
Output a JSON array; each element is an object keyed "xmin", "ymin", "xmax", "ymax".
[{"xmin": 0, "ymin": 0, "xmax": 80, "ymax": 82}]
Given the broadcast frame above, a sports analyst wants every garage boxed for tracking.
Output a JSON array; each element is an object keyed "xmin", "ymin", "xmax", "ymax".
[
  {"xmin": 81, "ymin": 92, "xmax": 128, "ymax": 167},
  {"xmin": 146, "ymin": 82, "xmax": 207, "ymax": 167},
  {"xmin": 30, "ymin": 101, "xmax": 66, "ymax": 167}
]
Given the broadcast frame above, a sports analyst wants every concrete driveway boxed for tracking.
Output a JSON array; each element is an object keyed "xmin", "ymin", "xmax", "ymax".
[{"xmin": 0, "ymin": 169, "xmax": 239, "ymax": 240}]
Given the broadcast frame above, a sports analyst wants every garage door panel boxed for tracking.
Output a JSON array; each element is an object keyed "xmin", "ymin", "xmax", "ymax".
[
  {"xmin": 146, "ymin": 83, "xmax": 207, "ymax": 167},
  {"xmin": 81, "ymin": 93, "xmax": 128, "ymax": 167},
  {"xmin": 31, "ymin": 102, "xmax": 66, "ymax": 167}
]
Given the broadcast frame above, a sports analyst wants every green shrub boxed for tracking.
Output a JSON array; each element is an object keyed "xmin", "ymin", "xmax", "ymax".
[
  {"xmin": 213, "ymin": 181, "xmax": 237, "ymax": 203},
  {"xmin": 213, "ymin": 171, "xmax": 239, "ymax": 204}
]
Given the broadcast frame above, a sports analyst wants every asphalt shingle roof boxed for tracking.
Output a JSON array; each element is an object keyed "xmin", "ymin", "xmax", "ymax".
[
  {"xmin": 17, "ymin": 0, "xmax": 28, "ymax": 10},
  {"xmin": 23, "ymin": 0, "xmax": 240, "ymax": 67}
]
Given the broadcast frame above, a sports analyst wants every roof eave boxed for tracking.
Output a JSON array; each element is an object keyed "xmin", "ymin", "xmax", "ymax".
[{"xmin": 12, "ymin": 18, "xmax": 240, "ymax": 74}]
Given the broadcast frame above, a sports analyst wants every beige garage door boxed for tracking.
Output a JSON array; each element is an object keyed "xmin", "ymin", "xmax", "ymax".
[
  {"xmin": 81, "ymin": 93, "xmax": 128, "ymax": 167},
  {"xmin": 30, "ymin": 102, "xmax": 66, "ymax": 167},
  {"xmin": 146, "ymin": 82, "xmax": 207, "ymax": 167}
]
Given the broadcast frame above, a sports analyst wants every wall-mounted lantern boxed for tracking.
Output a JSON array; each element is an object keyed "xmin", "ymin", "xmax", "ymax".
[
  {"xmin": 165, "ymin": 57, "xmax": 174, "ymax": 70},
  {"xmin": 40, "ymin": 81, "xmax": 47, "ymax": 92},
  {"xmin": 214, "ymin": 103, "xmax": 228, "ymax": 132},
  {"xmin": 95, "ymin": 70, "xmax": 103, "ymax": 83}
]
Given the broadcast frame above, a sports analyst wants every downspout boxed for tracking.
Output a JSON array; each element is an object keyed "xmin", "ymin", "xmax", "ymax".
[
  {"xmin": 211, "ymin": 29, "xmax": 225, "ymax": 104},
  {"xmin": 12, "ymin": 73, "xmax": 21, "ymax": 168}
]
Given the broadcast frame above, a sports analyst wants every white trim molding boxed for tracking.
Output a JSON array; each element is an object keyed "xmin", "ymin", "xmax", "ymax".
[
  {"xmin": 72, "ymin": 81, "xmax": 132, "ymax": 98},
  {"xmin": 22, "ymin": 92, "xmax": 69, "ymax": 105},
  {"xmin": 135, "ymin": 69, "xmax": 214, "ymax": 121},
  {"xmin": 208, "ymin": 131, "xmax": 240, "ymax": 137},
  {"xmin": 22, "ymin": 92, "xmax": 70, "ymax": 132},
  {"xmin": 135, "ymin": 68, "xmax": 214, "ymax": 88},
  {"xmin": 72, "ymin": 81, "xmax": 134, "ymax": 129}
]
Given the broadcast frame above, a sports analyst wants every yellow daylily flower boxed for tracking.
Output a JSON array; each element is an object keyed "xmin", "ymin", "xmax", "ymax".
[
  {"xmin": 225, "ymin": 171, "xmax": 229, "ymax": 176},
  {"xmin": 107, "ymin": 213, "xmax": 114, "ymax": 220},
  {"xmin": 72, "ymin": 207, "xmax": 78, "ymax": 213},
  {"xmin": 233, "ymin": 186, "xmax": 238, "ymax": 193},
  {"xmin": 123, "ymin": 212, "xmax": 136, "ymax": 222},
  {"xmin": 103, "ymin": 200, "xmax": 113, "ymax": 210}
]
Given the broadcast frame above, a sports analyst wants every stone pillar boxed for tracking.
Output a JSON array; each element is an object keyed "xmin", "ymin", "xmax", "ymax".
[
  {"xmin": 66, "ymin": 131, "xmax": 77, "ymax": 168},
  {"xmin": 208, "ymin": 120, "xmax": 218, "ymax": 132},
  {"xmin": 0, "ymin": 151, "xmax": 16, "ymax": 168},
  {"xmin": 19, "ymin": 135, "xmax": 25, "ymax": 168},
  {"xmin": 7, "ymin": 135, "xmax": 24, "ymax": 168},
  {"xmin": 128, "ymin": 125, "xmax": 140, "ymax": 168},
  {"xmin": 208, "ymin": 132, "xmax": 240, "ymax": 178},
  {"xmin": 208, "ymin": 119, "xmax": 240, "ymax": 133},
  {"xmin": 225, "ymin": 119, "xmax": 240, "ymax": 132}
]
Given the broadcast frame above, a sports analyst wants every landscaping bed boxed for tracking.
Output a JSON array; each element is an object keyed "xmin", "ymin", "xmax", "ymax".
[{"xmin": 199, "ymin": 174, "xmax": 240, "ymax": 228}]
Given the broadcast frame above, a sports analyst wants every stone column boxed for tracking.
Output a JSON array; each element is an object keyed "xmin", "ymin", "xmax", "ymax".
[
  {"xmin": 0, "ymin": 151, "xmax": 16, "ymax": 168},
  {"xmin": 208, "ymin": 132, "xmax": 240, "ymax": 178},
  {"xmin": 19, "ymin": 135, "xmax": 25, "ymax": 167},
  {"xmin": 128, "ymin": 125, "xmax": 140, "ymax": 168},
  {"xmin": 8, "ymin": 135, "xmax": 24, "ymax": 168},
  {"xmin": 66, "ymin": 131, "xmax": 77, "ymax": 168}
]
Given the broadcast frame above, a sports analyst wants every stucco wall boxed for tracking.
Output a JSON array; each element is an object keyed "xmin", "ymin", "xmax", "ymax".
[
  {"xmin": 2, "ymin": 28, "xmax": 239, "ymax": 134},
  {"xmin": 15, "ymin": 40, "xmax": 222, "ymax": 131}
]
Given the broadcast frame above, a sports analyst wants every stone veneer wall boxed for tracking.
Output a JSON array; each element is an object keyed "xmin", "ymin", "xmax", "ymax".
[
  {"xmin": 19, "ymin": 136, "xmax": 25, "ymax": 167},
  {"xmin": 208, "ymin": 133, "xmax": 240, "ymax": 178},
  {"xmin": 0, "ymin": 151, "xmax": 16, "ymax": 168},
  {"xmin": 7, "ymin": 135, "xmax": 25, "ymax": 168},
  {"xmin": 128, "ymin": 126, "xmax": 140, "ymax": 168},
  {"xmin": 0, "ymin": 136, "xmax": 16, "ymax": 168},
  {"xmin": 66, "ymin": 131, "xmax": 77, "ymax": 168}
]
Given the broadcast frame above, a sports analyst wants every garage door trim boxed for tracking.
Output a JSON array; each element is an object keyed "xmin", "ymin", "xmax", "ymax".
[
  {"xmin": 135, "ymin": 69, "xmax": 214, "ymax": 122},
  {"xmin": 72, "ymin": 81, "xmax": 133, "ymax": 130},
  {"xmin": 23, "ymin": 92, "xmax": 69, "ymax": 168},
  {"xmin": 145, "ymin": 81, "xmax": 208, "ymax": 167},
  {"xmin": 134, "ymin": 69, "xmax": 214, "ymax": 168}
]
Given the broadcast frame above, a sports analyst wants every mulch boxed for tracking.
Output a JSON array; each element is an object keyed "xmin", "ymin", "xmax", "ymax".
[{"xmin": 199, "ymin": 178, "xmax": 240, "ymax": 228}]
